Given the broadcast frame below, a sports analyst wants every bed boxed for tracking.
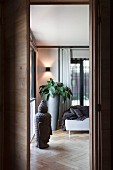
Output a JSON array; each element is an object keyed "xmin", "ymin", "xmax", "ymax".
[
  {"xmin": 65, "ymin": 118, "xmax": 89, "ymax": 136},
  {"xmin": 61, "ymin": 105, "xmax": 89, "ymax": 136}
]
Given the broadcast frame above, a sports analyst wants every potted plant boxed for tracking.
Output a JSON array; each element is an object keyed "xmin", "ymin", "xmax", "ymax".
[{"xmin": 39, "ymin": 78, "xmax": 73, "ymax": 130}]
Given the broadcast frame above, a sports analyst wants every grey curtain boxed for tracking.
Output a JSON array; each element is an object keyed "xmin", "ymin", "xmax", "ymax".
[{"xmin": 59, "ymin": 48, "xmax": 72, "ymax": 123}]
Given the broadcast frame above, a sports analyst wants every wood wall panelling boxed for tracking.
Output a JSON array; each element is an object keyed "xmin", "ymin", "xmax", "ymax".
[{"xmin": 3, "ymin": 0, "xmax": 30, "ymax": 170}]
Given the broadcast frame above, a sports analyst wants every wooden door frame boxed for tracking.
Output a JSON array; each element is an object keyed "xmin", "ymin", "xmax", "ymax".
[
  {"xmin": 2, "ymin": 0, "xmax": 111, "ymax": 170},
  {"xmin": 90, "ymin": 0, "xmax": 99, "ymax": 169},
  {"xmin": 29, "ymin": 0, "xmax": 99, "ymax": 170}
]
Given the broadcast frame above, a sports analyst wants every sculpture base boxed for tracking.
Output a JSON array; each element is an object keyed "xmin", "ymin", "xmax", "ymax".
[{"xmin": 39, "ymin": 143, "xmax": 49, "ymax": 149}]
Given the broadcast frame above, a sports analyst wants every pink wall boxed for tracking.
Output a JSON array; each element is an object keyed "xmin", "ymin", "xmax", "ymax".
[{"xmin": 37, "ymin": 48, "xmax": 58, "ymax": 107}]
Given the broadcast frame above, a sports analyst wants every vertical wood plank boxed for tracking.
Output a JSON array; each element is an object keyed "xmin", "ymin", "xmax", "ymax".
[
  {"xmin": 3, "ymin": 0, "xmax": 30, "ymax": 169},
  {"xmin": 100, "ymin": 0, "xmax": 111, "ymax": 169},
  {"xmin": 91, "ymin": 0, "xmax": 111, "ymax": 169},
  {"xmin": 0, "ymin": 2, "xmax": 3, "ymax": 170},
  {"xmin": 90, "ymin": 0, "xmax": 100, "ymax": 170},
  {"xmin": 111, "ymin": 2, "xmax": 113, "ymax": 170}
]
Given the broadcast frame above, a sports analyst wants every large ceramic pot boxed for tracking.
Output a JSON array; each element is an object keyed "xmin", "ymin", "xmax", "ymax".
[{"xmin": 47, "ymin": 95, "xmax": 60, "ymax": 131}]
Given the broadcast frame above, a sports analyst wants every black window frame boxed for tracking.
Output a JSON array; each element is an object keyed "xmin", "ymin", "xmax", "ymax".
[{"xmin": 30, "ymin": 49, "xmax": 36, "ymax": 99}]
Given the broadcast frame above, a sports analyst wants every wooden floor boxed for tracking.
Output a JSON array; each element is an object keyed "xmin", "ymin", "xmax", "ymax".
[{"xmin": 30, "ymin": 129, "xmax": 89, "ymax": 170}]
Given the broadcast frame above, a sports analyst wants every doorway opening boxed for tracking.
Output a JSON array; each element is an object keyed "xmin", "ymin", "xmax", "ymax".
[{"xmin": 30, "ymin": 4, "xmax": 90, "ymax": 170}]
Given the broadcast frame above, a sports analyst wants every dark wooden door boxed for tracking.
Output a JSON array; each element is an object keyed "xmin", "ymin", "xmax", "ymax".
[
  {"xmin": 90, "ymin": 0, "xmax": 111, "ymax": 169},
  {"xmin": 0, "ymin": 2, "xmax": 4, "ymax": 170},
  {"xmin": 98, "ymin": 0, "xmax": 111, "ymax": 169}
]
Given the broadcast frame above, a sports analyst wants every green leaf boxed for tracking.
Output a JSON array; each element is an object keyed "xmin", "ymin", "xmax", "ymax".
[
  {"xmin": 39, "ymin": 78, "xmax": 73, "ymax": 103},
  {"xmin": 44, "ymin": 93, "xmax": 50, "ymax": 100},
  {"xmin": 67, "ymin": 93, "xmax": 70, "ymax": 99},
  {"xmin": 49, "ymin": 86, "xmax": 55, "ymax": 97}
]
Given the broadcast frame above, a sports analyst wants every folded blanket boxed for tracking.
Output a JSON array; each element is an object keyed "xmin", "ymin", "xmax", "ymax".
[{"xmin": 61, "ymin": 105, "xmax": 89, "ymax": 130}]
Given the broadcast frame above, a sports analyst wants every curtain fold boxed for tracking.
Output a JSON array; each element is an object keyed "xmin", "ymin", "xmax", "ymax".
[
  {"xmin": 71, "ymin": 63, "xmax": 80, "ymax": 106},
  {"xmin": 59, "ymin": 48, "xmax": 72, "ymax": 123}
]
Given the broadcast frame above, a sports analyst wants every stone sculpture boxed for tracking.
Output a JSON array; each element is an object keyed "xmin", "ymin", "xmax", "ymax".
[{"xmin": 34, "ymin": 100, "xmax": 52, "ymax": 149}]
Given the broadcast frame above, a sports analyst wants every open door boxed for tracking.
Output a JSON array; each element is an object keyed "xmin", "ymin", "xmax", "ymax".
[
  {"xmin": 90, "ymin": 0, "xmax": 111, "ymax": 169},
  {"xmin": 0, "ymin": 2, "xmax": 4, "ymax": 170},
  {"xmin": 3, "ymin": 0, "xmax": 30, "ymax": 169}
]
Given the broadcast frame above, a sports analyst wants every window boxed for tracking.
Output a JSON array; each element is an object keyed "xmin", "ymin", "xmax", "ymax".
[
  {"xmin": 71, "ymin": 58, "xmax": 89, "ymax": 106},
  {"xmin": 30, "ymin": 49, "xmax": 36, "ymax": 99},
  {"xmin": 30, "ymin": 48, "xmax": 36, "ymax": 141}
]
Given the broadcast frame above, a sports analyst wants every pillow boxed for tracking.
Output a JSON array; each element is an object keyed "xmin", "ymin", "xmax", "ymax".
[
  {"xmin": 79, "ymin": 106, "xmax": 89, "ymax": 118},
  {"xmin": 74, "ymin": 109, "xmax": 84, "ymax": 118}
]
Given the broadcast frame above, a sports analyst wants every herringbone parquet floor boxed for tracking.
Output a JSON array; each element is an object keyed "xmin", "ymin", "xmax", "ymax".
[{"xmin": 30, "ymin": 129, "xmax": 89, "ymax": 170}]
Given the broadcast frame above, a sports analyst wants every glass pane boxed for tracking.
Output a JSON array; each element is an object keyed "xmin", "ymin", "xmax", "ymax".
[
  {"xmin": 83, "ymin": 60, "xmax": 89, "ymax": 106},
  {"xmin": 71, "ymin": 63, "xmax": 80, "ymax": 106},
  {"xmin": 30, "ymin": 50, "xmax": 36, "ymax": 99}
]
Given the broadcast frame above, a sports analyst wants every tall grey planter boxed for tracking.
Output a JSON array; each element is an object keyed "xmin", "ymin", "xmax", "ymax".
[{"xmin": 47, "ymin": 95, "xmax": 60, "ymax": 131}]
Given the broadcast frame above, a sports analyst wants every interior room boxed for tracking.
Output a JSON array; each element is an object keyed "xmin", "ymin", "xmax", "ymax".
[
  {"xmin": 0, "ymin": 0, "xmax": 111, "ymax": 169},
  {"xmin": 30, "ymin": 4, "xmax": 90, "ymax": 169}
]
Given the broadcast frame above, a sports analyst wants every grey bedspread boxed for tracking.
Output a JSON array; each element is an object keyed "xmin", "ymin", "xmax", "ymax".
[{"xmin": 61, "ymin": 105, "xmax": 89, "ymax": 131}]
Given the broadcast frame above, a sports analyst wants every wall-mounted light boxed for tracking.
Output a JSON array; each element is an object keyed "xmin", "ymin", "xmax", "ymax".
[{"xmin": 46, "ymin": 67, "xmax": 50, "ymax": 72}]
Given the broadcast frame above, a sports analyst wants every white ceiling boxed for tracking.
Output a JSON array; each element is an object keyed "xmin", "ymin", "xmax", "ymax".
[{"xmin": 30, "ymin": 5, "xmax": 89, "ymax": 46}]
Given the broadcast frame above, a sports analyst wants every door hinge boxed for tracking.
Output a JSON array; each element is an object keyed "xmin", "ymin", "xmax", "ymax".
[{"xmin": 98, "ymin": 104, "xmax": 101, "ymax": 112}]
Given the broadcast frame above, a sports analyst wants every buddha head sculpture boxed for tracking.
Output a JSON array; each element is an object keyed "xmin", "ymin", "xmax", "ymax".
[{"xmin": 38, "ymin": 100, "xmax": 48, "ymax": 113}]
